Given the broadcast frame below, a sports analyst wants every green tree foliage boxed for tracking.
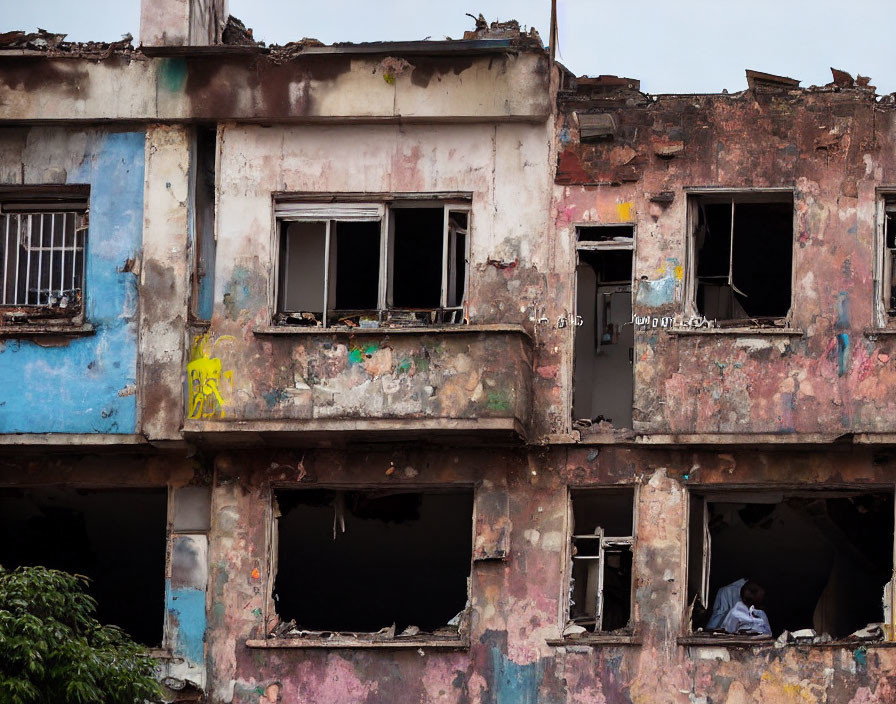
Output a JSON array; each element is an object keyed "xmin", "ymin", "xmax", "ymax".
[{"xmin": 0, "ymin": 566, "xmax": 163, "ymax": 704}]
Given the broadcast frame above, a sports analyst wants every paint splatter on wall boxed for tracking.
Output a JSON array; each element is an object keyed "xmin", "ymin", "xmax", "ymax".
[{"xmin": 187, "ymin": 334, "xmax": 235, "ymax": 419}]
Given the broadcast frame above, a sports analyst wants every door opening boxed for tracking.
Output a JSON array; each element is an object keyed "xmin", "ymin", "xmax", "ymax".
[{"xmin": 573, "ymin": 226, "xmax": 634, "ymax": 429}]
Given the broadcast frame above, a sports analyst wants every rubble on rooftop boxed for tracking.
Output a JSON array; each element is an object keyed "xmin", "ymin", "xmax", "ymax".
[{"xmin": 0, "ymin": 28, "xmax": 134, "ymax": 55}]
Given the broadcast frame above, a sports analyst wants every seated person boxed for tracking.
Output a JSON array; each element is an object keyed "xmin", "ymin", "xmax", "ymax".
[
  {"xmin": 721, "ymin": 580, "xmax": 772, "ymax": 636},
  {"xmin": 705, "ymin": 577, "xmax": 747, "ymax": 630}
]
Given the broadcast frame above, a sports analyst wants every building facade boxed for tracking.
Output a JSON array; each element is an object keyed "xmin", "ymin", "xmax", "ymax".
[{"xmin": 1, "ymin": 2, "xmax": 896, "ymax": 702}]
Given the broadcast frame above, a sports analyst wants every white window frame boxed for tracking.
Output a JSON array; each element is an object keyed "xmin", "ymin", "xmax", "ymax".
[
  {"xmin": 274, "ymin": 198, "xmax": 471, "ymax": 328},
  {"xmin": 563, "ymin": 487, "xmax": 638, "ymax": 635}
]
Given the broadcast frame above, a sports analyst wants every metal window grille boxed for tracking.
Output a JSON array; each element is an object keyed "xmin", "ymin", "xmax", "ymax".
[{"xmin": 0, "ymin": 211, "xmax": 86, "ymax": 310}]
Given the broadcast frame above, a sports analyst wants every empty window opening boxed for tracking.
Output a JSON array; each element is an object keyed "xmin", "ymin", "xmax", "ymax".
[
  {"xmin": 573, "ymin": 226, "xmax": 633, "ymax": 430},
  {"xmin": 688, "ymin": 491, "xmax": 894, "ymax": 640},
  {"xmin": 691, "ymin": 193, "xmax": 793, "ymax": 324},
  {"xmin": 191, "ymin": 126, "xmax": 217, "ymax": 321},
  {"xmin": 391, "ymin": 208, "xmax": 443, "ymax": 309},
  {"xmin": 567, "ymin": 488, "xmax": 635, "ymax": 634},
  {"xmin": 0, "ymin": 487, "xmax": 167, "ymax": 646},
  {"xmin": 274, "ymin": 200, "xmax": 470, "ymax": 328},
  {"xmin": 273, "ymin": 489, "xmax": 473, "ymax": 635},
  {"xmin": 0, "ymin": 187, "xmax": 89, "ymax": 325},
  {"xmin": 333, "ymin": 220, "xmax": 382, "ymax": 310}
]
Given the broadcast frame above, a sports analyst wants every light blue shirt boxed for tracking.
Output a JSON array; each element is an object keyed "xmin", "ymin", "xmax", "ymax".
[
  {"xmin": 721, "ymin": 600, "xmax": 772, "ymax": 635},
  {"xmin": 705, "ymin": 578, "xmax": 747, "ymax": 630}
]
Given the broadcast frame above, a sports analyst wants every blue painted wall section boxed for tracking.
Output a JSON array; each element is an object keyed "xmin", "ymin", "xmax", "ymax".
[
  {"xmin": 0, "ymin": 131, "xmax": 144, "ymax": 433},
  {"xmin": 166, "ymin": 582, "xmax": 207, "ymax": 665},
  {"xmin": 167, "ymin": 533, "xmax": 208, "ymax": 675}
]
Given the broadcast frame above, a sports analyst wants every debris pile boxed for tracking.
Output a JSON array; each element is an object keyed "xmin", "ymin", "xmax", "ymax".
[{"xmin": 0, "ymin": 29, "xmax": 133, "ymax": 56}]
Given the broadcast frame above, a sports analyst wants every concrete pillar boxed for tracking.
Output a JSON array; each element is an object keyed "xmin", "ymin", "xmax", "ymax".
[
  {"xmin": 139, "ymin": 125, "xmax": 191, "ymax": 441},
  {"xmin": 140, "ymin": 0, "xmax": 227, "ymax": 47}
]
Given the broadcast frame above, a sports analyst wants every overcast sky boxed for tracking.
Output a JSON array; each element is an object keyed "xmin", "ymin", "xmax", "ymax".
[{"xmin": 4, "ymin": 0, "xmax": 895, "ymax": 94}]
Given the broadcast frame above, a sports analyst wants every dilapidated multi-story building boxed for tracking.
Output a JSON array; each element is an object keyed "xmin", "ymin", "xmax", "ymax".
[{"xmin": 2, "ymin": 1, "xmax": 896, "ymax": 702}]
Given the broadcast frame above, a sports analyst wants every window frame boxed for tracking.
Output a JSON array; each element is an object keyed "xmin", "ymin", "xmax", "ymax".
[
  {"xmin": 874, "ymin": 189, "xmax": 896, "ymax": 328},
  {"xmin": 684, "ymin": 486, "xmax": 896, "ymax": 641},
  {"xmin": 262, "ymin": 483, "xmax": 476, "ymax": 647},
  {"xmin": 561, "ymin": 486, "xmax": 639, "ymax": 637},
  {"xmin": 0, "ymin": 185, "xmax": 90, "ymax": 328},
  {"xmin": 684, "ymin": 188, "xmax": 796, "ymax": 328},
  {"xmin": 272, "ymin": 194, "xmax": 472, "ymax": 328}
]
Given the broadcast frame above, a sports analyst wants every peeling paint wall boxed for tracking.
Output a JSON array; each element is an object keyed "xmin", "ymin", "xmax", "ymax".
[
  {"xmin": 553, "ymin": 79, "xmax": 896, "ymax": 435},
  {"xmin": 200, "ymin": 446, "xmax": 896, "ymax": 704},
  {"xmin": 0, "ymin": 53, "xmax": 551, "ymax": 123},
  {"xmin": 0, "ymin": 127, "xmax": 143, "ymax": 433},
  {"xmin": 198, "ymin": 120, "xmax": 550, "ymax": 433}
]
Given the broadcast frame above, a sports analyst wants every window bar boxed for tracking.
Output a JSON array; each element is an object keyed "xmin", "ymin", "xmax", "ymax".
[
  {"xmin": 48, "ymin": 212, "xmax": 55, "ymax": 305},
  {"xmin": 71, "ymin": 215, "xmax": 78, "ymax": 295},
  {"xmin": 24, "ymin": 214, "xmax": 35, "ymax": 305},
  {"xmin": 2, "ymin": 215, "xmax": 9, "ymax": 305},
  {"xmin": 440, "ymin": 206, "xmax": 450, "ymax": 310},
  {"xmin": 13, "ymin": 214, "xmax": 21, "ymax": 305},
  {"xmin": 322, "ymin": 220, "xmax": 331, "ymax": 329},
  {"xmin": 59, "ymin": 213, "xmax": 67, "ymax": 301},
  {"xmin": 379, "ymin": 209, "xmax": 390, "ymax": 317},
  {"xmin": 36, "ymin": 212, "xmax": 46, "ymax": 305}
]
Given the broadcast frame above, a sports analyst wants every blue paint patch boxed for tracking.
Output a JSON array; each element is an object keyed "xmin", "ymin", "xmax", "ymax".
[
  {"xmin": 636, "ymin": 277, "xmax": 675, "ymax": 307},
  {"xmin": 159, "ymin": 58, "xmax": 187, "ymax": 92},
  {"xmin": 636, "ymin": 258, "xmax": 679, "ymax": 308},
  {"xmin": 489, "ymin": 648, "xmax": 542, "ymax": 704},
  {"xmin": 0, "ymin": 131, "xmax": 144, "ymax": 433},
  {"xmin": 837, "ymin": 333, "xmax": 850, "ymax": 377},
  {"xmin": 166, "ymin": 582, "xmax": 207, "ymax": 665},
  {"xmin": 835, "ymin": 291, "xmax": 850, "ymax": 330}
]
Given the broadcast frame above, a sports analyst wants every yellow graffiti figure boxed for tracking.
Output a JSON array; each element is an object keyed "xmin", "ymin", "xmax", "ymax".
[{"xmin": 187, "ymin": 334, "xmax": 235, "ymax": 419}]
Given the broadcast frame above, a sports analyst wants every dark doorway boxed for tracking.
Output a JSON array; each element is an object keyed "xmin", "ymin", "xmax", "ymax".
[{"xmin": 573, "ymin": 227, "xmax": 634, "ymax": 428}]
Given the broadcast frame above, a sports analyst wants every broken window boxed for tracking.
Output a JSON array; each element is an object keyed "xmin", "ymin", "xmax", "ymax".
[
  {"xmin": 566, "ymin": 488, "xmax": 635, "ymax": 634},
  {"xmin": 573, "ymin": 225, "xmax": 633, "ymax": 429},
  {"xmin": 0, "ymin": 487, "xmax": 167, "ymax": 646},
  {"xmin": 272, "ymin": 488, "xmax": 473, "ymax": 638},
  {"xmin": 0, "ymin": 186, "xmax": 89, "ymax": 325},
  {"xmin": 274, "ymin": 199, "xmax": 470, "ymax": 327},
  {"xmin": 689, "ymin": 192, "xmax": 793, "ymax": 325},
  {"xmin": 688, "ymin": 490, "xmax": 894, "ymax": 641}
]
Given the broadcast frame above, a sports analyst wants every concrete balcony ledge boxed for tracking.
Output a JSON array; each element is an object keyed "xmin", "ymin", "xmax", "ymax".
[
  {"xmin": 186, "ymin": 326, "xmax": 533, "ymax": 443},
  {"xmin": 246, "ymin": 637, "xmax": 469, "ymax": 650},
  {"xmin": 182, "ymin": 417, "xmax": 527, "ymax": 446},
  {"xmin": 546, "ymin": 635, "xmax": 642, "ymax": 647},
  {"xmin": 665, "ymin": 327, "xmax": 804, "ymax": 337},
  {"xmin": 679, "ymin": 635, "xmax": 896, "ymax": 649},
  {"xmin": 252, "ymin": 323, "xmax": 530, "ymax": 337}
]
